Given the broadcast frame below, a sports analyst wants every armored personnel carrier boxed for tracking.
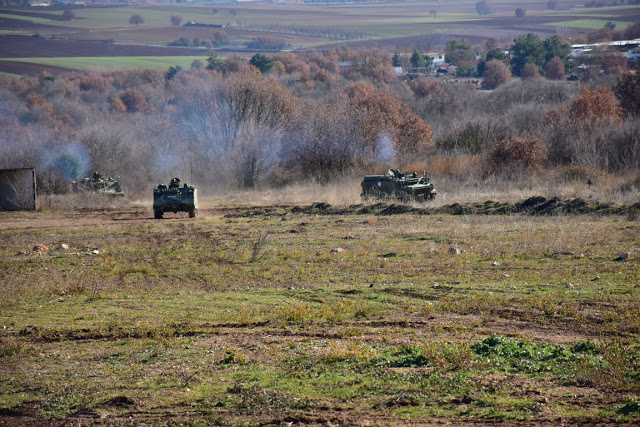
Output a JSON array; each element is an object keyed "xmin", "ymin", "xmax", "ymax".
[
  {"xmin": 72, "ymin": 172, "xmax": 124, "ymax": 196},
  {"xmin": 153, "ymin": 178, "xmax": 198, "ymax": 219},
  {"xmin": 361, "ymin": 169, "xmax": 436, "ymax": 201}
]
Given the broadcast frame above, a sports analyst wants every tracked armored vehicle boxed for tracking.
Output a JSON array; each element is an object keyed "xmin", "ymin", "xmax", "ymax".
[
  {"xmin": 72, "ymin": 172, "xmax": 124, "ymax": 196},
  {"xmin": 153, "ymin": 178, "xmax": 198, "ymax": 219},
  {"xmin": 361, "ymin": 169, "xmax": 436, "ymax": 202}
]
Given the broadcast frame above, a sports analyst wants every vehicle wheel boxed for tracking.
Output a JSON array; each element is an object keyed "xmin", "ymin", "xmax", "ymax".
[
  {"xmin": 154, "ymin": 209, "xmax": 163, "ymax": 219},
  {"xmin": 189, "ymin": 208, "xmax": 196, "ymax": 218}
]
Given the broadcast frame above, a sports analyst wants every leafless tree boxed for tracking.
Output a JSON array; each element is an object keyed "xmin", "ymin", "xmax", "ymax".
[
  {"xmin": 2, "ymin": 172, "xmax": 35, "ymax": 210},
  {"xmin": 545, "ymin": 56, "xmax": 565, "ymax": 80}
]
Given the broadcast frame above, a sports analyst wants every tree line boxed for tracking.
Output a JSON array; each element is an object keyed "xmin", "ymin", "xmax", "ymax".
[
  {"xmin": 0, "ymin": 44, "xmax": 638, "ymax": 196},
  {"xmin": 399, "ymin": 21, "xmax": 640, "ymax": 89}
]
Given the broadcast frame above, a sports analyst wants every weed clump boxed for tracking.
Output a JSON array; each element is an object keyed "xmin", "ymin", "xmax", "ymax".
[
  {"xmin": 618, "ymin": 397, "xmax": 640, "ymax": 415},
  {"xmin": 472, "ymin": 334, "xmax": 584, "ymax": 373}
]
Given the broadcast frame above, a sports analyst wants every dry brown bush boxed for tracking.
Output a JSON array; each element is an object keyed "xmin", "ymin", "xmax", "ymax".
[
  {"xmin": 108, "ymin": 96, "xmax": 127, "ymax": 113},
  {"xmin": 521, "ymin": 63, "xmax": 541, "ymax": 80},
  {"xmin": 75, "ymin": 73, "xmax": 111, "ymax": 94},
  {"xmin": 412, "ymin": 79, "xmax": 445, "ymax": 98},
  {"xmin": 481, "ymin": 60, "xmax": 511, "ymax": 89},
  {"xmin": 569, "ymin": 85, "xmax": 621, "ymax": 123},
  {"xmin": 224, "ymin": 57, "xmax": 255, "ymax": 74},
  {"xmin": 270, "ymin": 61, "xmax": 285, "ymax": 75},
  {"xmin": 314, "ymin": 68, "xmax": 337, "ymax": 87},
  {"xmin": 307, "ymin": 51, "xmax": 339, "ymax": 73},
  {"xmin": 486, "ymin": 137, "xmax": 547, "ymax": 174},
  {"xmin": 25, "ymin": 92, "xmax": 53, "ymax": 114},
  {"xmin": 119, "ymin": 88, "xmax": 149, "ymax": 113}
]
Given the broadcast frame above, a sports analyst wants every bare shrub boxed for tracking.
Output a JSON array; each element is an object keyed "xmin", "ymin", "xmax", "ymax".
[
  {"xmin": 489, "ymin": 79, "xmax": 577, "ymax": 109},
  {"xmin": 223, "ymin": 124, "xmax": 283, "ymax": 189},
  {"xmin": 175, "ymin": 72, "xmax": 298, "ymax": 188},
  {"xmin": 614, "ymin": 67, "xmax": 640, "ymax": 116},
  {"xmin": 593, "ymin": 47, "xmax": 628, "ymax": 77},
  {"xmin": 280, "ymin": 99, "xmax": 359, "ymax": 182},
  {"xmin": 542, "ymin": 111, "xmax": 637, "ymax": 170},
  {"xmin": 78, "ymin": 122, "xmax": 130, "ymax": 177},
  {"xmin": 602, "ymin": 120, "xmax": 640, "ymax": 170},
  {"xmin": 437, "ymin": 117, "xmax": 512, "ymax": 154},
  {"xmin": 545, "ymin": 56, "xmax": 565, "ymax": 80},
  {"xmin": 249, "ymin": 232, "xmax": 270, "ymax": 263}
]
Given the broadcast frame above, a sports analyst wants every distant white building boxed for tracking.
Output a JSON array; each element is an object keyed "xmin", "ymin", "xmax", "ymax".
[{"xmin": 426, "ymin": 53, "xmax": 446, "ymax": 67}]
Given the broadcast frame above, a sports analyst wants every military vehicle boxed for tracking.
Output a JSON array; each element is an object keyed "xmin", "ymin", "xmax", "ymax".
[
  {"xmin": 72, "ymin": 172, "xmax": 124, "ymax": 196},
  {"xmin": 153, "ymin": 178, "xmax": 198, "ymax": 219},
  {"xmin": 361, "ymin": 169, "xmax": 436, "ymax": 201}
]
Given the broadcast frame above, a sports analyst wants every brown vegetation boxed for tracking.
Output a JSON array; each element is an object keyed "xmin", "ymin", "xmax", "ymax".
[
  {"xmin": 544, "ymin": 56, "xmax": 565, "ymax": 80},
  {"xmin": 481, "ymin": 59, "xmax": 511, "ymax": 89},
  {"xmin": 0, "ymin": 47, "xmax": 638, "ymax": 198},
  {"xmin": 486, "ymin": 137, "xmax": 547, "ymax": 174}
]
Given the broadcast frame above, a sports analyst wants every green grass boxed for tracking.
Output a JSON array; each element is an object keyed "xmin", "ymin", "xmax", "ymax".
[
  {"xmin": 0, "ymin": 12, "xmax": 56, "ymax": 23},
  {"xmin": 0, "ymin": 56, "xmax": 207, "ymax": 71},
  {"xmin": 547, "ymin": 19, "xmax": 630, "ymax": 29},
  {"xmin": 71, "ymin": 7, "xmax": 223, "ymax": 29},
  {"xmin": 0, "ymin": 206, "xmax": 638, "ymax": 424}
]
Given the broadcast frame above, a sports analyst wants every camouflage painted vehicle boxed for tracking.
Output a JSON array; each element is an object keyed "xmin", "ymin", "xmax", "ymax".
[
  {"xmin": 153, "ymin": 178, "xmax": 198, "ymax": 219},
  {"xmin": 72, "ymin": 172, "xmax": 124, "ymax": 196},
  {"xmin": 361, "ymin": 169, "xmax": 436, "ymax": 201}
]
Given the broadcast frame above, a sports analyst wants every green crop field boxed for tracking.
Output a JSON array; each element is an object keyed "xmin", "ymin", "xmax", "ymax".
[
  {"xmin": 0, "ymin": 12, "xmax": 54, "ymax": 23},
  {"xmin": 0, "ymin": 56, "xmax": 208, "ymax": 72},
  {"xmin": 1, "ymin": 1, "xmax": 640, "ymax": 76},
  {"xmin": 1, "ymin": 200, "xmax": 638, "ymax": 425},
  {"xmin": 547, "ymin": 19, "xmax": 630, "ymax": 30}
]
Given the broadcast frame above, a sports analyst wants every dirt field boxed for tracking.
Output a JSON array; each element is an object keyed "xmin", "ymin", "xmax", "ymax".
[
  {"xmin": 1, "ymin": 195, "xmax": 638, "ymax": 426},
  {"xmin": 2, "ymin": 2, "xmax": 640, "ymax": 75}
]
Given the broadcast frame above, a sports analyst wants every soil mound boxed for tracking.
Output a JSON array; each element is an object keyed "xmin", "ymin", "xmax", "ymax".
[{"xmin": 224, "ymin": 197, "xmax": 639, "ymax": 218}]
